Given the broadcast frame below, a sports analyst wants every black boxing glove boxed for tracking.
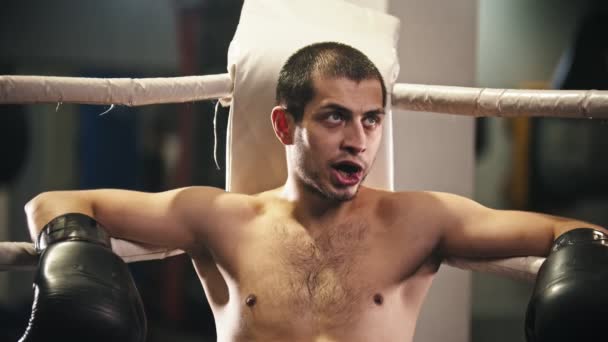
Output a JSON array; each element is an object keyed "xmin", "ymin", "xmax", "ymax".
[
  {"xmin": 525, "ymin": 228, "xmax": 608, "ymax": 342},
  {"xmin": 19, "ymin": 213, "xmax": 147, "ymax": 342}
]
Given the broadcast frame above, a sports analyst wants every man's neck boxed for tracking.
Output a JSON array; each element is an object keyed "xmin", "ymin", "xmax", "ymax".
[{"xmin": 280, "ymin": 175, "xmax": 358, "ymax": 228}]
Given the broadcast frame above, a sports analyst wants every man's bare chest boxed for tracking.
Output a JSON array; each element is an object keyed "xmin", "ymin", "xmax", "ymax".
[{"xmin": 233, "ymin": 216, "xmax": 423, "ymax": 328}]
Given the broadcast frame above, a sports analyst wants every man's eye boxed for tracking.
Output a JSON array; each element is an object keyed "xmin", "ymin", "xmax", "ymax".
[
  {"xmin": 326, "ymin": 112, "xmax": 344, "ymax": 123},
  {"xmin": 363, "ymin": 116, "xmax": 380, "ymax": 127}
]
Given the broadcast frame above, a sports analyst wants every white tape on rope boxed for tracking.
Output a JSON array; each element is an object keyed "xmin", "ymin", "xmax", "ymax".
[
  {"xmin": 444, "ymin": 256, "xmax": 545, "ymax": 282},
  {"xmin": 3, "ymin": 73, "xmax": 608, "ymax": 120},
  {"xmin": 0, "ymin": 239, "xmax": 543, "ymax": 283},
  {"xmin": 0, "ymin": 74, "xmax": 233, "ymax": 106},
  {"xmin": 0, "ymin": 239, "xmax": 184, "ymax": 271},
  {"xmin": 392, "ymin": 83, "xmax": 608, "ymax": 119}
]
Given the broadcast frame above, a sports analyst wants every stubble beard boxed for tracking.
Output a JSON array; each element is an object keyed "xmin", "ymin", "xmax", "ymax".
[
  {"xmin": 295, "ymin": 161, "xmax": 365, "ymax": 202},
  {"xmin": 291, "ymin": 133, "xmax": 372, "ymax": 202}
]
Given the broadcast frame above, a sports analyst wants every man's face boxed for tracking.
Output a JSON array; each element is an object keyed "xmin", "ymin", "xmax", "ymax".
[{"xmin": 290, "ymin": 74, "xmax": 385, "ymax": 201}]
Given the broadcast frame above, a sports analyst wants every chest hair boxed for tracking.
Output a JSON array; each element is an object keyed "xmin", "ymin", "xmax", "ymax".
[{"xmin": 276, "ymin": 220, "xmax": 371, "ymax": 320}]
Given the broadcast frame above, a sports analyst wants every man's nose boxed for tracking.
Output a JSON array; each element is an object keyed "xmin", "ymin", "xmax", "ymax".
[{"xmin": 341, "ymin": 122, "xmax": 366, "ymax": 154}]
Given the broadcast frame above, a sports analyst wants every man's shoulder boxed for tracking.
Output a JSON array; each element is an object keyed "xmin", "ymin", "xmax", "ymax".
[
  {"xmin": 369, "ymin": 188, "xmax": 468, "ymax": 204},
  {"xmin": 362, "ymin": 187, "xmax": 439, "ymax": 205},
  {"xmin": 213, "ymin": 187, "xmax": 290, "ymax": 219},
  {"xmin": 364, "ymin": 188, "xmax": 469, "ymax": 223},
  {"xmin": 174, "ymin": 186, "xmax": 264, "ymax": 220}
]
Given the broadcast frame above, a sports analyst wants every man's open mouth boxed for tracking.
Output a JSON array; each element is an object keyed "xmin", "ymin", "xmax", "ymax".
[
  {"xmin": 331, "ymin": 161, "xmax": 363, "ymax": 185},
  {"xmin": 333, "ymin": 161, "xmax": 362, "ymax": 174}
]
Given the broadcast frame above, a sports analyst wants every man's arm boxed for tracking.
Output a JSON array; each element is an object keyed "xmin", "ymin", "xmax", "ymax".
[
  {"xmin": 421, "ymin": 191, "xmax": 606, "ymax": 259},
  {"xmin": 25, "ymin": 186, "xmax": 254, "ymax": 254}
]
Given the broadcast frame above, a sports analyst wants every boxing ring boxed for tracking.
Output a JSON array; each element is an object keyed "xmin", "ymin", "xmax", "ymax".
[
  {"xmin": 2, "ymin": 76, "xmax": 604, "ymax": 279},
  {"xmin": 1, "ymin": 0, "xmax": 607, "ymax": 291},
  {"xmin": 1, "ymin": 0, "xmax": 607, "ymax": 341}
]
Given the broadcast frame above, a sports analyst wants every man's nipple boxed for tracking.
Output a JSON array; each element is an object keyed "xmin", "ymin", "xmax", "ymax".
[
  {"xmin": 373, "ymin": 293, "xmax": 384, "ymax": 306},
  {"xmin": 246, "ymin": 294, "xmax": 257, "ymax": 307}
]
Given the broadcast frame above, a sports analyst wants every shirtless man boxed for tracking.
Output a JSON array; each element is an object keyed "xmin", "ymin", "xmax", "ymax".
[{"xmin": 23, "ymin": 42, "xmax": 605, "ymax": 341}]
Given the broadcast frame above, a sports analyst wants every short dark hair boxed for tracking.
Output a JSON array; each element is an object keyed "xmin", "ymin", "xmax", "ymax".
[{"xmin": 276, "ymin": 42, "xmax": 387, "ymax": 122}]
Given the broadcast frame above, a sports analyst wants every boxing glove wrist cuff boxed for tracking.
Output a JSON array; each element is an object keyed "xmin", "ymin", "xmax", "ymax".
[
  {"xmin": 35, "ymin": 213, "xmax": 111, "ymax": 253},
  {"xmin": 552, "ymin": 227, "xmax": 608, "ymax": 252}
]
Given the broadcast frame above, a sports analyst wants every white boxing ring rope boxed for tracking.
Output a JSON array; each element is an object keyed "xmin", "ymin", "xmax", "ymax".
[
  {"xmin": 0, "ymin": 240, "xmax": 545, "ymax": 282},
  {"xmin": 0, "ymin": 74, "xmax": 234, "ymax": 106},
  {"xmin": 5, "ymin": 73, "xmax": 607, "ymax": 281},
  {"xmin": 2, "ymin": 74, "xmax": 608, "ymax": 118},
  {"xmin": 393, "ymin": 83, "xmax": 608, "ymax": 118}
]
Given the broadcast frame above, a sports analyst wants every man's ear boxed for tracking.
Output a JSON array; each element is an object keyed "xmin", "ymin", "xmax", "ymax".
[{"xmin": 271, "ymin": 106, "xmax": 294, "ymax": 145}]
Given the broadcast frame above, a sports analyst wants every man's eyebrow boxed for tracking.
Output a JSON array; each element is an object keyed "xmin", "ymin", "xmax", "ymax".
[
  {"xmin": 318, "ymin": 103, "xmax": 385, "ymax": 115},
  {"xmin": 366, "ymin": 108, "xmax": 386, "ymax": 115},
  {"xmin": 318, "ymin": 103, "xmax": 352, "ymax": 113}
]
